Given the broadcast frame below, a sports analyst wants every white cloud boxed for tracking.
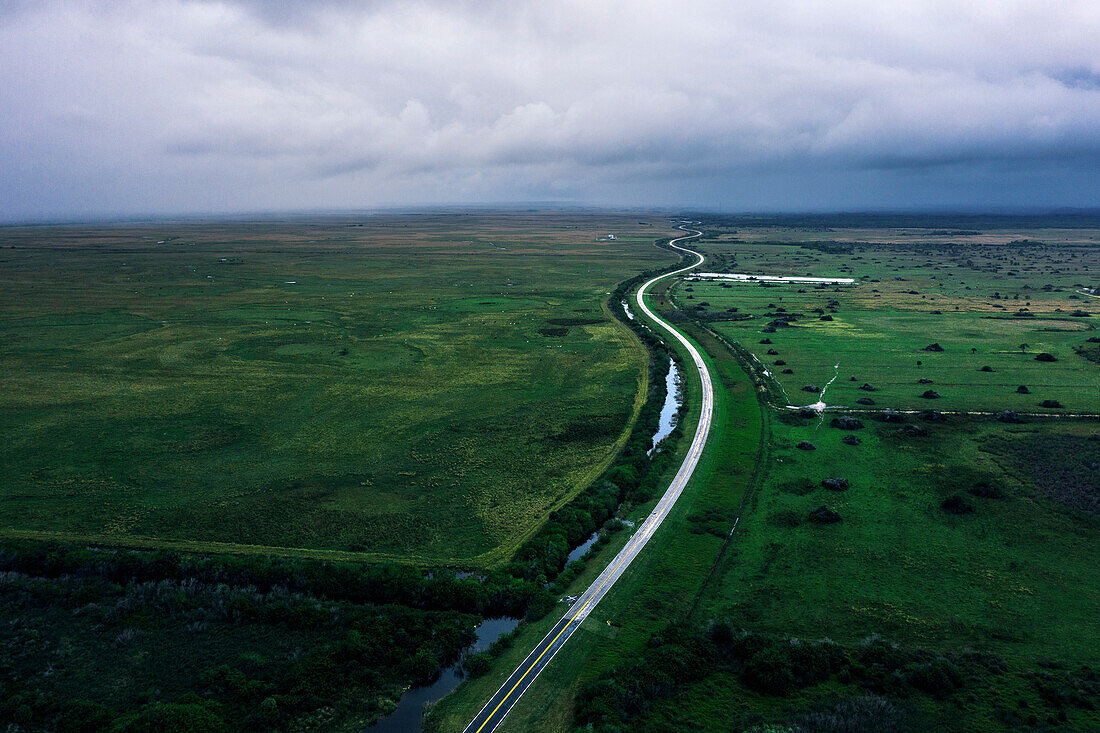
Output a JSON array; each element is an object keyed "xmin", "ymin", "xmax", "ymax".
[{"xmin": 1, "ymin": 0, "xmax": 1098, "ymax": 218}]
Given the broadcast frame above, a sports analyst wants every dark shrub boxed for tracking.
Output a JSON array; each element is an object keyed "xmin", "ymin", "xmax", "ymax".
[
  {"xmin": 923, "ymin": 343, "xmax": 945, "ymax": 352},
  {"xmin": 796, "ymin": 441, "xmax": 817, "ymax": 451},
  {"xmin": 855, "ymin": 397, "xmax": 874, "ymax": 406},
  {"xmin": 760, "ymin": 338, "xmax": 773, "ymax": 344},
  {"xmin": 820, "ymin": 314, "xmax": 834, "ymax": 321},
  {"xmin": 841, "ymin": 435, "xmax": 862, "ymax": 446},
  {"xmin": 57, "ymin": 700, "xmax": 115, "ymax": 733},
  {"xmin": 879, "ymin": 409, "xmax": 904, "ymax": 423},
  {"xmin": 996, "ymin": 410, "xmax": 1022, "ymax": 423},
  {"xmin": 111, "ymin": 703, "xmax": 228, "ymax": 733},
  {"xmin": 775, "ymin": 359, "xmax": 787, "ymax": 365},
  {"xmin": 899, "ymin": 424, "xmax": 927, "ymax": 437},
  {"xmin": 980, "ymin": 365, "xmax": 994, "ymax": 372},
  {"xmin": 767, "ymin": 348, "xmax": 779, "ymax": 355},
  {"xmin": 920, "ymin": 390, "xmax": 941, "ymax": 399},
  {"xmin": 969, "ymin": 482, "xmax": 1005, "ymax": 499},
  {"xmin": 742, "ymin": 645, "xmax": 796, "ymax": 695},
  {"xmin": 464, "ymin": 652, "xmax": 492, "ymax": 678},
  {"xmin": 830, "ymin": 417, "xmax": 863, "ymax": 430},
  {"xmin": 782, "ymin": 368, "xmax": 794, "ymax": 374},
  {"xmin": 1016, "ymin": 385, "xmax": 1031, "ymax": 394},
  {"xmin": 403, "ymin": 649, "xmax": 442, "ymax": 686},
  {"xmin": 1031, "ymin": 667, "xmax": 1098, "ymax": 710},
  {"xmin": 796, "ymin": 695, "xmax": 906, "ymax": 733},
  {"xmin": 907, "ymin": 657, "xmax": 964, "ymax": 697},
  {"xmin": 918, "ymin": 377, "xmax": 934, "ymax": 384},
  {"xmin": 1040, "ymin": 399, "xmax": 1064, "ymax": 408},
  {"xmin": 1035, "ymin": 352, "xmax": 1057, "ymax": 362},
  {"xmin": 822, "ymin": 478, "xmax": 850, "ymax": 491},
  {"xmin": 802, "ymin": 384, "xmax": 821, "ymax": 393},
  {"xmin": 941, "ymin": 495, "xmax": 974, "ymax": 514},
  {"xmin": 858, "ymin": 635, "xmax": 909, "ymax": 670},
  {"xmin": 768, "ymin": 509, "xmax": 803, "ymax": 528},
  {"xmin": 859, "ymin": 383, "xmax": 876, "ymax": 391},
  {"xmin": 809, "ymin": 506, "xmax": 841, "ymax": 524}
]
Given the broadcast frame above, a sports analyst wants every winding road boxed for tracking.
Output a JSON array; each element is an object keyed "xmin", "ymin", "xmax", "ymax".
[{"xmin": 461, "ymin": 226, "xmax": 713, "ymax": 733}]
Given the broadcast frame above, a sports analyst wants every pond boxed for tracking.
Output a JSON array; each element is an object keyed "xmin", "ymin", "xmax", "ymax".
[
  {"xmin": 566, "ymin": 531, "xmax": 600, "ymax": 564},
  {"xmin": 649, "ymin": 358, "xmax": 682, "ymax": 455}
]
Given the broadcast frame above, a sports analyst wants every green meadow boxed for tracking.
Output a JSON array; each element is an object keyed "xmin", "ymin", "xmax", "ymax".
[
  {"xmin": 0, "ymin": 213, "xmax": 676, "ymax": 565},
  {"xmin": 432, "ymin": 220, "xmax": 1099, "ymax": 733},
  {"xmin": 588, "ymin": 408, "xmax": 1100, "ymax": 731},
  {"xmin": 676, "ymin": 229, "xmax": 1100, "ymax": 412}
]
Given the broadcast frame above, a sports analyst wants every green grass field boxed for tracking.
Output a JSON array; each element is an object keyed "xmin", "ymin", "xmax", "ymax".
[
  {"xmin": 675, "ymin": 228, "xmax": 1100, "ymax": 412},
  {"xmin": 0, "ymin": 213, "xmax": 677, "ymax": 565},
  {"xmin": 432, "ymin": 220, "xmax": 1100, "ymax": 733},
  {"xmin": 610, "ymin": 409, "xmax": 1100, "ymax": 731}
]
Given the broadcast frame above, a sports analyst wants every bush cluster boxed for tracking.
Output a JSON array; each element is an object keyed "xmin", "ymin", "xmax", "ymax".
[{"xmin": 574, "ymin": 622, "xmax": 988, "ymax": 731}]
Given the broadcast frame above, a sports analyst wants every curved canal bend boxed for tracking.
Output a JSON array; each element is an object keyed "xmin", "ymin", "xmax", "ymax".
[{"xmin": 461, "ymin": 226, "xmax": 712, "ymax": 733}]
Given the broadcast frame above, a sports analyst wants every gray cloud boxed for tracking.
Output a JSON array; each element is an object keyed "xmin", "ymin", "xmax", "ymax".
[{"xmin": 1, "ymin": 0, "xmax": 1098, "ymax": 220}]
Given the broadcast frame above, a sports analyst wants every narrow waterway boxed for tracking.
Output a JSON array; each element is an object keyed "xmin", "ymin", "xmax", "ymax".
[
  {"xmin": 567, "ymin": 531, "xmax": 600, "ymax": 564},
  {"xmin": 649, "ymin": 358, "xmax": 682, "ymax": 455},
  {"xmin": 362, "ymin": 617, "xmax": 520, "ymax": 733}
]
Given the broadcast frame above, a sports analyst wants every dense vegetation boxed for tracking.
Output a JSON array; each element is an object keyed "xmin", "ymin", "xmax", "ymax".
[
  {"xmin": 0, "ymin": 545, "xmax": 492, "ymax": 732},
  {"xmin": 575, "ymin": 621, "xmax": 1096, "ymax": 731},
  {"xmin": 0, "ymin": 217, "xmax": 699, "ymax": 732}
]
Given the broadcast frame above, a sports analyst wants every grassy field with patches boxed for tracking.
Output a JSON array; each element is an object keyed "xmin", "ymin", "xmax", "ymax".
[
  {"xmin": 0, "ymin": 213, "xmax": 677, "ymax": 565},
  {"xmin": 675, "ymin": 225, "xmax": 1100, "ymax": 412},
  {"xmin": 603, "ymin": 408, "xmax": 1100, "ymax": 731},
  {"xmin": 705, "ymin": 413, "xmax": 1099, "ymax": 664},
  {"xmin": 434, "ymin": 217, "xmax": 1099, "ymax": 733}
]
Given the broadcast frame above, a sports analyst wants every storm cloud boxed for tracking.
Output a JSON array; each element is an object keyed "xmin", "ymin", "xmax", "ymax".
[{"xmin": 1, "ymin": 0, "xmax": 1098, "ymax": 219}]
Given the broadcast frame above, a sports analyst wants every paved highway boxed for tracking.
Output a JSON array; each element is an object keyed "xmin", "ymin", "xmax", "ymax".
[{"xmin": 461, "ymin": 226, "xmax": 712, "ymax": 733}]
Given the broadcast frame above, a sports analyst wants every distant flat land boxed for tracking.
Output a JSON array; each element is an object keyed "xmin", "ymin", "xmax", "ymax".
[
  {"xmin": 0, "ymin": 213, "xmax": 677, "ymax": 564},
  {"xmin": 676, "ymin": 225, "xmax": 1100, "ymax": 412}
]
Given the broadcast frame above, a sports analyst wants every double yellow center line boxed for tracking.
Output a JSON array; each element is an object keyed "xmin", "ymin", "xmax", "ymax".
[{"xmin": 473, "ymin": 515, "xmax": 655, "ymax": 732}]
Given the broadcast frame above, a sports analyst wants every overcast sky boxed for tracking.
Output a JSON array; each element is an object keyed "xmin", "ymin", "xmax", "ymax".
[{"xmin": 2, "ymin": 0, "xmax": 1099, "ymax": 220}]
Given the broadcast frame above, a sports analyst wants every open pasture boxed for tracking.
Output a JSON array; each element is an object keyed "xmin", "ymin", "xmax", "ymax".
[
  {"xmin": 628, "ymin": 409, "xmax": 1100, "ymax": 732},
  {"xmin": 678, "ymin": 226, "xmax": 1100, "ymax": 412},
  {"xmin": 0, "ymin": 212, "xmax": 677, "ymax": 564}
]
